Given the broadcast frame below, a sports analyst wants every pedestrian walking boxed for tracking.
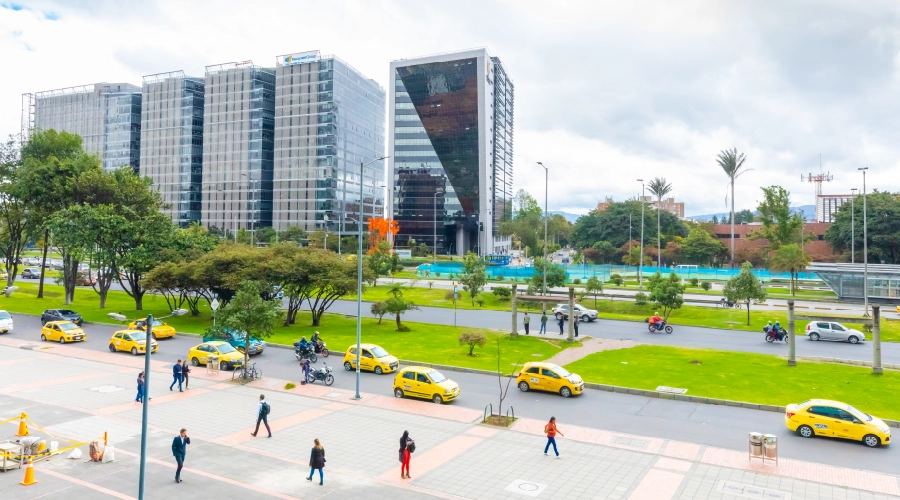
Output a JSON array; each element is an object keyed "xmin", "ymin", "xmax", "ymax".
[
  {"xmin": 399, "ymin": 430, "xmax": 412, "ymax": 479},
  {"xmin": 172, "ymin": 428, "xmax": 190, "ymax": 483},
  {"xmin": 543, "ymin": 416, "xmax": 564, "ymax": 458},
  {"xmin": 135, "ymin": 372, "xmax": 145, "ymax": 403},
  {"xmin": 523, "ymin": 311, "xmax": 530, "ymax": 335},
  {"xmin": 558, "ymin": 316, "xmax": 564, "ymax": 335},
  {"xmin": 574, "ymin": 315, "xmax": 579, "ymax": 337},
  {"xmin": 251, "ymin": 394, "xmax": 272, "ymax": 438},
  {"xmin": 301, "ymin": 358, "xmax": 310, "ymax": 385},
  {"xmin": 170, "ymin": 360, "xmax": 183, "ymax": 392},
  {"xmin": 306, "ymin": 438, "xmax": 325, "ymax": 485},
  {"xmin": 539, "ymin": 312, "xmax": 547, "ymax": 334},
  {"xmin": 181, "ymin": 360, "xmax": 190, "ymax": 389}
]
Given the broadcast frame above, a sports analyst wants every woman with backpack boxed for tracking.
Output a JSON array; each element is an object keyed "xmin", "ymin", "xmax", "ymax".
[
  {"xmin": 544, "ymin": 416, "xmax": 564, "ymax": 458},
  {"xmin": 399, "ymin": 430, "xmax": 413, "ymax": 479},
  {"xmin": 307, "ymin": 438, "xmax": 325, "ymax": 485}
]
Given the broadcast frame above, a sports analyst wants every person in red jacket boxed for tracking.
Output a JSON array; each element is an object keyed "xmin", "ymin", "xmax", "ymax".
[
  {"xmin": 543, "ymin": 416, "xmax": 564, "ymax": 457},
  {"xmin": 649, "ymin": 312, "xmax": 663, "ymax": 331}
]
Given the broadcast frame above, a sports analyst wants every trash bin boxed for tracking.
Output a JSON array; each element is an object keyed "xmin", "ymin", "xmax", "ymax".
[
  {"xmin": 749, "ymin": 432, "xmax": 763, "ymax": 457},
  {"xmin": 763, "ymin": 434, "xmax": 778, "ymax": 460},
  {"xmin": 208, "ymin": 355, "xmax": 219, "ymax": 373}
]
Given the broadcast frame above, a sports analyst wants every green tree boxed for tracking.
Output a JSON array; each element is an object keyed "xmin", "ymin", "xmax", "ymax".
[
  {"xmin": 769, "ymin": 244, "xmax": 810, "ymax": 296},
  {"xmin": 716, "ymin": 148, "xmax": 750, "ymax": 265},
  {"xmin": 592, "ymin": 240, "xmax": 618, "ymax": 263},
  {"xmin": 825, "ymin": 190, "xmax": 900, "ymax": 264},
  {"xmin": 737, "ymin": 209, "xmax": 755, "ymax": 224},
  {"xmin": 367, "ymin": 240, "xmax": 401, "ymax": 284},
  {"xmin": 370, "ymin": 301, "xmax": 388, "ymax": 324},
  {"xmin": 647, "ymin": 271, "xmax": 685, "ymax": 320},
  {"xmin": 280, "ymin": 225, "xmax": 308, "ymax": 245},
  {"xmin": 681, "ymin": 227, "xmax": 726, "ymax": 265},
  {"xmin": 570, "ymin": 201, "xmax": 688, "ymax": 250},
  {"xmin": 529, "ymin": 257, "xmax": 567, "ymax": 292},
  {"xmin": 301, "ymin": 248, "xmax": 364, "ymax": 326},
  {"xmin": 256, "ymin": 227, "xmax": 277, "ymax": 245},
  {"xmin": 585, "ymin": 276, "xmax": 603, "ymax": 308},
  {"xmin": 648, "ymin": 177, "xmax": 673, "ymax": 270},
  {"xmin": 0, "ymin": 135, "xmax": 28, "ymax": 286},
  {"xmin": 459, "ymin": 252, "xmax": 488, "ymax": 305},
  {"xmin": 207, "ymin": 280, "xmax": 283, "ymax": 368},
  {"xmin": 383, "ymin": 285, "xmax": 419, "ymax": 331},
  {"xmin": 459, "ymin": 330, "xmax": 486, "ymax": 356},
  {"xmin": 723, "ymin": 262, "xmax": 767, "ymax": 325},
  {"xmin": 621, "ymin": 246, "xmax": 652, "ymax": 272},
  {"xmin": 499, "ymin": 190, "xmax": 544, "ymax": 254},
  {"xmin": 751, "ymin": 186, "xmax": 805, "ymax": 252},
  {"xmin": 711, "ymin": 215, "xmax": 719, "ymax": 224}
]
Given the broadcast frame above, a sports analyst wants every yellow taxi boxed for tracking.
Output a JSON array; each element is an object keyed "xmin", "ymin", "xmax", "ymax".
[
  {"xmin": 393, "ymin": 366, "xmax": 460, "ymax": 404},
  {"xmin": 187, "ymin": 341, "xmax": 245, "ymax": 370},
  {"xmin": 128, "ymin": 318, "xmax": 177, "ymax": 339},
  {"xmin": 785, "ymin": 399, "xmax": 891, "ymax": 448},
  {"xmin": 40, "ymin": 320, "xmax": 86, "ymax": 344},
  {"xmin": 108, "ymin": 329, "xmax": 158, "ymax": 355},
  {"xmin": 342, "ymin": 343, "xmax": 399, "ymax": 375},
  {"xmin": 516, "ymin": 362, "xmax": 584, "ymax": 398}
]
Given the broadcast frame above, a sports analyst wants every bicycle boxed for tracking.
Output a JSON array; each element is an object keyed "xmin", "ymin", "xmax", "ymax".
[{"xmin": 232, "ymin": 363, "xmax": 262, "ymax": 385}]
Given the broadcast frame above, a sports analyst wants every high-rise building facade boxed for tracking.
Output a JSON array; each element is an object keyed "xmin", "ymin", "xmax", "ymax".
[
  {"xmin": 140, "ymin": 72, "xmax": 205, "ymax": 226},
  {"xmin": 388, "ymin": 48, "xmax": 514, "ymax": 256},
  {"xmin": 201, "ymin": 62, "xmax": 275, "ymax": 234},
  {"xmin": 273, "ymin": 51, "xmax": 386, "ymax": 234},
  {"xmin": 27, "ymin": 82, "xmax": 142, "ymax": 172}
]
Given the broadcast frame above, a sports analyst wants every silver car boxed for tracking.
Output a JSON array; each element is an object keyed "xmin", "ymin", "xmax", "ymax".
[
  {"xmin": 552, "ymin": 303, "xmax": 598, "ymax": 322},
  {"xmin": 805, "ymin": 321, "xmax": 866, "ymax": 344}
]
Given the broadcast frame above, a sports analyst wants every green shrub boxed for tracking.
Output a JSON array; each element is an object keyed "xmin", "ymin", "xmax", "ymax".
[
  {"xmin": 634, "ymin": 292, "xmax": 648, "ymax": 305},
  {"xmin": 492, "ymin": 287, "xmax": 511, "ymax": 299},
  {"xmin": 610, "ymin": 274, "xmax": 624, "ymax": 286},
  {"xmin": 690, "ymin": 277, "xmax": 699, "ymax": 286},
  {"xmin": 397, "ymin": 325, "xmax": 411, "ymax": 332},
  {"xmin": 445, "ymin": 290, "xmax": 455, "ymax": 301},
  {"xmin": 700, "ymin": 281, "xmax": 712, "ymax": 291},
  {"xmin": 495, "ymin": 274, "xmax": 504, "ymax": 281},
  {"xmin": 399, "ymin": 259, "xmax": 420, "ymax": 266},
  {"xmin": 435, "ymin": 271, "xmax": 441, "ymax": 277},
  {"xmin": 573, "ymin": 278, "xmax": 582, "ymax": 285}
]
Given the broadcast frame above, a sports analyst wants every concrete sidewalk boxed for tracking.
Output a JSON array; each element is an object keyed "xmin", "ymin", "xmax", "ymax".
[{"xmin": 0, "ymin": 339, "xmax": 898, "ymax": 500}]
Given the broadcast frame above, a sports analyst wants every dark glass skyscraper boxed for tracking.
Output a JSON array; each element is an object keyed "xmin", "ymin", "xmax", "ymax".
[{"xmin": 389, "ymin": 49, "xmax": 513, "ymax": 256}]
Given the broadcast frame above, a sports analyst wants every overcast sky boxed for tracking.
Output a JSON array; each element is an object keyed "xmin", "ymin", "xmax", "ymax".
[{"xmin": 2, "ymin": 0, "xmax": 899, "ymax": 217}]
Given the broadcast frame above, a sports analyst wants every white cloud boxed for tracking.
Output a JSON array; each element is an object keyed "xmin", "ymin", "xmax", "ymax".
[{"xmin": 2, "ymin": 0, "xmax": 900, "ymax": 216}]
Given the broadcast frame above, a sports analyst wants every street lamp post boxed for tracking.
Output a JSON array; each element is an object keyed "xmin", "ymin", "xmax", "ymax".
[
  {"xmin": 850, "ymin": 188, "xmax": 857, "ymax": 264},
  {"xmin": 108, "ymin": 309, "xmax": 188, "ymax": 500},
  {"xmin": 354, "ymin": 156, "xmax": 387, "ymax": 400},
  {"xmin": 433, "ymin": 188, "xmax": 444, "ymax": 265},
  {"xmin": 859, "ymin": 168, "xmax": 869, "ymax": 316},
  {"xmin": 537, "ymin": 162, "xmax": 549, "ymax": 313},
  {"xmin": 637, "ymin": 179, "xmax": 645, "ymax": 290}
]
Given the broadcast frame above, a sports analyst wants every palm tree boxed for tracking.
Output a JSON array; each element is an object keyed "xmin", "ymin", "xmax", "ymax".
[
  {"xmin": 769, "ymin": 244, "xmax": 810, "ymax": 296},
  {"xmin": 647, "ymin": 177, "xmax": 673, "ymax": 272},
  {"xmin": 716, "ymin": 148, "xmax": 750, "ymax": 266}
]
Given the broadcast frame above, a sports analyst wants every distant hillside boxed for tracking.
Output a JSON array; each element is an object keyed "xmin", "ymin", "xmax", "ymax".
[
  {"xmin": 548, "ymin": 211, "xmax": 584, "ymax": 223},
  {"xmin": 689, "ymin": 205, "xmax": 815, "ymax": 222}
]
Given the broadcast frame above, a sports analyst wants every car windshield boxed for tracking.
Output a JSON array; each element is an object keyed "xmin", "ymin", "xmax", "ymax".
[
  {"xmin": 553, "ymin": 366, "xmax": 572, "ymax": 377},
  {"xmin": 846, "ymin": 405, "xmax": 872, "ymax": 422},
  {"xmin": 0, "ymin": 312, "xmax": 10, "ymax": 320},
  {"xmin": 59, "ymin": 310, "xmax": 77, "ymax": 315},
  {"xmin": 150, "ymin": 320, "xmax": 164, "ymax": 327},
  {"xmin": 371, "ymin": 346, "xmax": 390, "ymax": 358},
  {"xmin": 427, "ymin": 371, "xmax": 447, "ymax": 383},
  {"xmin": 59, "ymin": 322, "xmax": 79, "ymax": 331},
  {"xmin": 216, "ymin": 343, "xmax": 237, "ymax": 354},
  {"xmin": 131, "ymin": 332, "xmax": 147, "ymax": 341}
]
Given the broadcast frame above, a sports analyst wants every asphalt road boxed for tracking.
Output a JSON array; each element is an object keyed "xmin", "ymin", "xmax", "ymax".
[
  {"xmin": 328, "ymin": 299, "xmax": 900, "ymax": 365},
  {"xmin": 2, "ymin": 312, "xmax": 896, "ymax": 475}
]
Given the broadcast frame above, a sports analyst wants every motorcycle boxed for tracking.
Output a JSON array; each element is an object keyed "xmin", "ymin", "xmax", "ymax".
[
  {"xmin": 307, "ymin": 362, "xmax": 334, "ymax": 386},
  {"xmin": 719, "ymin": 298, "xmax": 736, "ymax": 308},
  {"xmin": 648, "ymin": 320, "xmax": 674, "ymax": 334},
  {"xmin": 293, "ymin": 342, "xmax": 318, "ymax": 363},
  {"xmin": 764, "ymin": 326, "xmax": 790, "ymax": 343},
  {"xmin": 313, "ymin": 340, "xmax": 329, "ymax": 357}
]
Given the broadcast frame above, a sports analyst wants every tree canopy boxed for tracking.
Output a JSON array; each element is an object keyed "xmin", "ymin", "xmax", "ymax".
[
  {"xmin": 570, "ymin": 200, "xmax": 688, "ymax": 251},
  {"xmin": 825, "ymin": 190, "xmax": 900, "ymax": 264}
]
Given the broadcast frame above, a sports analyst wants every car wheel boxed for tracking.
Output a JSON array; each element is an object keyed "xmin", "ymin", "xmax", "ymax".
[
  {"xmin": 518, "ymin": 381, "xmax": 529, "ymax": 392},
  {"xmin": 848, "ymin": 336, "xmax": 860, "ymax": 344},
  {"xmin": 108, "ymin": 343, "xmax": 117, "ymax": 352},
  {"xmin": 797, "ymin": 425, "xmax": 814, "ymax": 438},
  {"xmin": 40, "ymin": 334, "xmax": 46, "ymax": 341},
  {"xmin": 192, "ymin": 357, "xmax": 200, "ymax": 366},
  {"xmin": 394, "ymin": 388, "xmax": 404, "ymax": 398},
  {"xmin": 59, "ymin": 337, "xmax": 66, "ymax": 344},
  {"xmin": 810, "ymin": 333, "xmax": 820, "ymax": 341},
  {"xmin": 151, "ymin": 333, "xmax": 157, "ymax": 340},
  {"xmin": 344, "ymin": 362, "xmax": 352, "ymax": 371},
  {"xmin": 432, "ymin": 394, "xmax": 443, "ymax": 404},
  {"xmin": 863, "ymin": 434, "xmax": 880, "ymax": 448},
  {"xmin": 582, "ymin": 315, "xmax": 590, "ymax": 322},
  {"xmin": 220, "ymin": 361, "xmax": 229, "ymax": 371},
  {"xmin": 559, "ymin": 387, "xmax": 572, "ymax": 398},
  {"xmin": 375, "ymin": 366, "xmax": 383, "ymax": 375},
  {"xmin": 131, "ymin": 347, "xmax": 138, "ymax": 356}
]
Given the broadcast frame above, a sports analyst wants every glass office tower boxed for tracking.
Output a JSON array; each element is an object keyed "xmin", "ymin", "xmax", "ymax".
[
  {"xmin": 202, "ymin": 62, "xmax": 275, "ymax": 233},
  {"xmin": 29, "ymin": 82, "xmax": 142, "ymax": 172},
  {"xmin": 389, "ymin": 48, "xmax": 513, "ymax": 256},
  {"xmin": 273, "ymin": 51, "xmax": 386, "ymax": 234},
  {"xmin": 141, "ymin": 72, "xmax": 205, "ymax": 226}
]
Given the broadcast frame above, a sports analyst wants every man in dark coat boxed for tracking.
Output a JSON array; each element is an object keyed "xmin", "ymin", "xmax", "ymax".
[{"xmin": 171, "ymin": 428, "xmax": 190, "ymax": 483}]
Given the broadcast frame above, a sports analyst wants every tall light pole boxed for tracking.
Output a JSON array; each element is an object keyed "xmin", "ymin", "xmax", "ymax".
[
  {"xmin": 537, "ymin": 162, "xmax": 549, "ymax": 312},
  {"xmin": 354, "ymin": 156, "xmax": 387, "ymax": 400},
  {"xmin": 850, "ymin": 188, "xmax": 857, "ymax": 264},
  {"xmin": 433, "ymin": 188, "xmax": 444, "ymax": 264},
  {"xmin": 108, "ymin": 309, "xmax": 187, "ymax": 500},
  {"xmin": 637, "ymin": 179, "xmax": 645, "ymax": 290},
  {"xmin": 859, "ymin": 168, "xmax": 869, "ymax": 316}
]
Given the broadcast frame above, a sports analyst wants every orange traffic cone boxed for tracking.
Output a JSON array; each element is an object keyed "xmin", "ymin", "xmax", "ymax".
[
  {"xmin": 20, "ymin": 457, "xmax": 37, "ymax": 486},
  {"xmin": 15, "ymin": 413, "xmax": 28, "ymax": 437}
]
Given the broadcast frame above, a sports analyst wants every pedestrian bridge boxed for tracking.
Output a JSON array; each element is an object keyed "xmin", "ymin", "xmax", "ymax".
[{"xmin": 806, "ymin": 262, "xmax": 900, "ymax": 304}]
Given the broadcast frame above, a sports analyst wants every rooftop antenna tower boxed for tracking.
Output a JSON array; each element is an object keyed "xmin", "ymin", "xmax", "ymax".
[{"xmin": 801, "ymin": 154, "xmax": 833, "ymax": 221}]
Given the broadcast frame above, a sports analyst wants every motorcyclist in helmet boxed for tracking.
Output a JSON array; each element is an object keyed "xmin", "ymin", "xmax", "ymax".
[
  {"xmin": 311, "ymin": 331, "xmax": 322, "ymax": 352},
  {"xmin": 773, "ymin": 321, "xmax": 783, "ymax": 338},
  {"xmin": 764, "ymin": 321, "xmax": 773, "ymax": 334},
  {"xmin": 297, "ymin": 336, "xmax": 309, "ymax": 352},
  {"xmin": 650, "ymin": 312, "xmax": 663, "ymax": 331}
]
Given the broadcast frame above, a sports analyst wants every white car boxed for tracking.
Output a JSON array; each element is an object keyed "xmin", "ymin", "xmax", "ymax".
[
  {"xmin": 0, "ymin": 310, "xmax": 13, "ymax": 333},
  {"xmin": 552, "ymin": 303, "xmax": 598, "ymax": 322},
  {"xmin": 805, "ymin": 321, "xmax": 866, "ymax": 344}
]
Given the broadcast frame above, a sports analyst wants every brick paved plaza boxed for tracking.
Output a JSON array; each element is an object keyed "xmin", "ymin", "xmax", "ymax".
[{"xmin": 0, "ymin": 337, "xmax": 898, "ymax": 500}]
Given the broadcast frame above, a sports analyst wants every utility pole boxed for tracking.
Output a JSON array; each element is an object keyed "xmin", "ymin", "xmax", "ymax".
[
  {"xmin": 850, "ymin": 188, "xmax": 857, "ymax": 264},
  {"xmin": 637, "ymin": 179, "xmax": 645, "ymax": 290},
  {"xmin": 859, "ymin": 167, "xmax": 869, "ymax": 316}
]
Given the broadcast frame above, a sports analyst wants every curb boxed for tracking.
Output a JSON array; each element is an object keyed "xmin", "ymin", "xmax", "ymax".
[{"xmin": 795, "ymin": 356, "xmax": 900, "ymax": 371}]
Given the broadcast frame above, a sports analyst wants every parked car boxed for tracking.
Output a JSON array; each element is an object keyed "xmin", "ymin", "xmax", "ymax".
[
  {"xmin": 805, "ymin": 321, "xmax": 866, "ymax": 344},
  {"xmin": 552, "ymin": 303, "xmax": 598, "ymax": 322},
  {"xmin": 0, "ymin": 310, "xmax": 13, "ymax": 333},
  {"xmin": 21, "ymin": 268, "xmax": 42, "ymax": 279},
  {"xmin": 50, "ymin": 261, "xmax": 65, "ymax": 271},
  {"xmin": 202, "ymin": 328, "xmax": 265, "ymax": 355},
  {"xmin": 76, "ymin": 271, "xmax": 97, "ymax": 286},
  {"xmin": 41, "ymin": 309, "xmax": 83, "ymax": 326}
]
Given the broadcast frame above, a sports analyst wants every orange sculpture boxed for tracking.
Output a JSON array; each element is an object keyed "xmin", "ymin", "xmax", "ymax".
[{"xmin": 367, "ymin": 217, "xmax": 399, "ymax": 254}]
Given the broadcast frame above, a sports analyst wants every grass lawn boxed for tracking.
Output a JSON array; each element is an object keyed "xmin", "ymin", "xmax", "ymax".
[
  {"xmin": 0, "ymin": 282, "xmax": 576, "ymax": 373},
  {"xmin": 565, "ymin": 345, "xmax": 900, "ymax": 420}
]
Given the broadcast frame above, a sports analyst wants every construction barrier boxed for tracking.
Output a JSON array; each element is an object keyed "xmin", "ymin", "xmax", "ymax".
[{"xmin": 20, "ymin": 457, "xmax": 36, "ymax": 486}]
